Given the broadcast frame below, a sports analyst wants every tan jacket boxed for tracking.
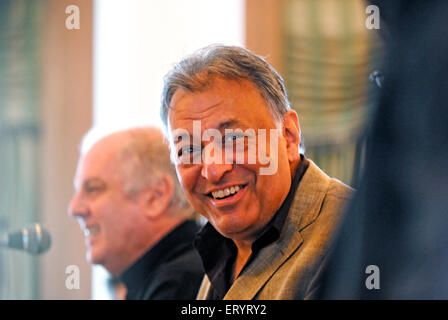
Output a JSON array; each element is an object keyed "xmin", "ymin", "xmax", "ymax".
[{"xmin": 196, "ymin": 160, "xmax": 353, "ymax": 300}]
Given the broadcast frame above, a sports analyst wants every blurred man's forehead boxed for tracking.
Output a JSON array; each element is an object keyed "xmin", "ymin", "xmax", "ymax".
[{"xmin": 73, "ymin": 143, "xmax": 119, "ymax": 189}]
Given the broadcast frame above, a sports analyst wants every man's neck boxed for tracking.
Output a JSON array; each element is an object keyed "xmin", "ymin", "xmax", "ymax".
[
  {"xmin": 289, "ymin": 157, "xmax": 301, "ymax": 179},
  {"xmin": 230, "ymin": 156, "xmax": 303, "ymax": 282},
  {"xmin": 232, "ymin": 240, "xmax": 253, "ymax": 282},
  {"xmin": 111, "ymin": 218, "xmax": 185, "ymax": 277}
]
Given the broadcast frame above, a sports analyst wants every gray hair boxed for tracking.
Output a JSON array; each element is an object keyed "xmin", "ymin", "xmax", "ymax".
[
  {"xmin": 117, "ymin": 128, "xmax": 194, "ymax": 218},
  {"xmin": 160, "ymin": 44, "xmax": 291, "ymax": 127}
]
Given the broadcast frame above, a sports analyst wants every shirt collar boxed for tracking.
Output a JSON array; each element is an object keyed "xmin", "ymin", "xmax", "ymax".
[{"xmin": 252, "ymin": 155, "xmax": 309, "ymax": 252}]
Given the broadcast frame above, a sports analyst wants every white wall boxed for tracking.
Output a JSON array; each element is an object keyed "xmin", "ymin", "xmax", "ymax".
[
  {"xmin": 93, "ymin": 0, "xmax": 245, "ymax": 131},
  {"xmin": 92, "ymin": 0, "xmax": 245, "ymax": 299}
]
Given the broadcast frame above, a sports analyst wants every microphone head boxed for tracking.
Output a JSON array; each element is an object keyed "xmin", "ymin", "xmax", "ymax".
[{"xmin": 8, "ymin": 224, "xmax": 52, "ymax": 255}]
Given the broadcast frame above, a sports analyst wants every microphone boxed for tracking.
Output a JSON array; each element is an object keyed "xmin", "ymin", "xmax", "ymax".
[{"xmin": 0, "ymin": 224, "xmax": 51, "ymax": 255}]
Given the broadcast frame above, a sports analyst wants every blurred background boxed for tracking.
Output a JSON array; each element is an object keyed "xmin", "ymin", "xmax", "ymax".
[{"xmin": 0, "ymin": 0, "xmax": 381, "ymax": 299}]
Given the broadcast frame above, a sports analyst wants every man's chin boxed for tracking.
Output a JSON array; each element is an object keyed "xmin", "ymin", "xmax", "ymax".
[
  {"xmin": 213, "ymin": 220, "xmax": 253, "ymax": 240},
  {"xmin": 86, "ymin": 250, "xmax": 103, "ymax": 265}
]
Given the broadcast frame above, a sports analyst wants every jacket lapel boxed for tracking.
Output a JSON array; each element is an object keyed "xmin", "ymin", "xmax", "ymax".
[
  {"xmin": 223, "ymin": 160, "xmax": 331, "ymax": 299},
  {"xmin": 223, "ymin": 225, "xmax": 303, "ymax": 299}
]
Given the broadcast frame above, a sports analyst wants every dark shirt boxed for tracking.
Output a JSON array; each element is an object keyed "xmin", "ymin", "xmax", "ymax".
[
  {"xmin": 194, "ymin": 156, "xmax": 310, "ymax": 300},
  {"xmin": 120, "ymin": 220, "xmax": 204, "ymax": 300}
]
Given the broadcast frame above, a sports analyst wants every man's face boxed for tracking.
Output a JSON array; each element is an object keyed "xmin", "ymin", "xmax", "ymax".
[
  {"xmin": 68, "ymin": 139, "xmax": 147, "ymax": 273},
  {"xmin": 168, "ymin": 77, "xmax": 296, "ymax": 242}
]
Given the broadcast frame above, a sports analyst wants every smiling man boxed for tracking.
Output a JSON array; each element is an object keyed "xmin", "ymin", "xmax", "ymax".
[
  {"xmin": 68, "ymin": 127, "xmax": 204, "ymax": 299},
  {"xmin": 161, "ymin": 45, "xmax": 353, "ymax": 300}
]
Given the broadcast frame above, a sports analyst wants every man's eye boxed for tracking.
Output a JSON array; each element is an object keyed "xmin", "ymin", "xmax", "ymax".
[
  {"xmin": 85, "ymin": 185, "xmax": 103, "ymax": 194},
  {"xmin": 178, "ymin": 145, "xmax": 199, "ymax": 156},
  {"xmin": 224, "ymin": 133, "xmax": 245, "ymax": 142}
]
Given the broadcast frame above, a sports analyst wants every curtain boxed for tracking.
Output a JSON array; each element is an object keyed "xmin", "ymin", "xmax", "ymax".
[
  {"xmin": 283, "ymin": 0, "xmax": 383, "ymax": 184},
  {"xmin": 0, "ymin": 0, "xmax": 44, "ymax": 299}
]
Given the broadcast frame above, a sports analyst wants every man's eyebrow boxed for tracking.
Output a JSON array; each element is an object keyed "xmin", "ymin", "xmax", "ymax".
[
  {"xmin": 173, "ymin": 132, "xmax": 191, "ymax": 140},
  {"xmin": 172, "ymin": 132, "xmax": 191, "ymax": 146},
  {"xmin": 85, "ymin": 178, "xmax": 105, "ymax": 187},
  {"xmin": 74, "ymin": 178, "xmax": 105, "ymax": 191},
  {"xmin": 218, "ymin": 119, "xmax": 246, "ymax": 130},
  {"xmin": 172, "ymin": 119, "xmax": 248, "ymax": 144}
]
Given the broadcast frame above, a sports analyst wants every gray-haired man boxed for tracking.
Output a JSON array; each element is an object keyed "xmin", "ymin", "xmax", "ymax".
[
  {"xmin": 160, "ymin": 45, "xmax": 353, "ymax": 299},
  {"xmin": 69, "ymin": 127, "xmax": 204, "ymax": 299}
]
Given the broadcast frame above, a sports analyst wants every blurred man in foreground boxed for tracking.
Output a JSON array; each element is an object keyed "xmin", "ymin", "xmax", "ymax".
[
  {"xmin": 161, "ymin": 45, "xmax": 353, "ymax": 299},
  {"xmin": 319, "ymin": 0, "xmax": 448, "ymax": 299},
  {"xmin": 69, "ymin": 127, "xmax": 204, "ymax": 299}
]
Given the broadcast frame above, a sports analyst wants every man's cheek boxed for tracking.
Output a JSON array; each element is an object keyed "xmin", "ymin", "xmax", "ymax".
[
  {"xmin": 176, "ymin": 169, "xmax": 193, "ymax": 191},
  {"xmin": 177, "ymin": 166, "xmax": 200, "ymax": 191}
]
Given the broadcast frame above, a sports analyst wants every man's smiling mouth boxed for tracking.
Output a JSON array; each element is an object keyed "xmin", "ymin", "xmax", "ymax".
[
  {"xmin": 84, "ymin": 226, "xmax": 100, "ymax": 237},
  {"xmin": 207, "ymin": 184, "xmax": 247, "ymax": 200}
]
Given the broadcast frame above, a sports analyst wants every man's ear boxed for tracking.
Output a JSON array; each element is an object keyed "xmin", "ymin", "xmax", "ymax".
[
  {"xmin": 282, "ymin": 110, "xmax": 301, "ymax": 163},
  {"xmin": 140, "ymin": 174, "xmax": 174, "ymax": 220}
]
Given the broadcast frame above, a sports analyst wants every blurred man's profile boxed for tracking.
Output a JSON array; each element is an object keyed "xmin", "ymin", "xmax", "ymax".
[{"xmin": 68, "ymin": 127, "xmax": 204, "ymax": 300}]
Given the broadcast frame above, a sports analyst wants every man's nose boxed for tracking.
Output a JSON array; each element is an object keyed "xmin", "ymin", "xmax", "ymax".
[
  {"xmin": 68, "ymin": 192, "xmax": 89, "ymax": 219},
  {"xmin": 200, "ymin": 141, "xmax": 233, "ymax": 183},
  {"xmin": 201, "ymin": 162, "xmax": 233, "ymax": 183}
]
